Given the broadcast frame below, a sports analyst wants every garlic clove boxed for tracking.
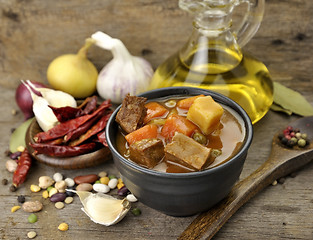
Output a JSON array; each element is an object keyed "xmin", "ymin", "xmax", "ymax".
[
  {"xmin": 68, "ymin": 190, "xmax": 130, "ymax": 226},
  {"xmin": 26, "ymin": 80, "xmax": 77, "ymax": 108}
]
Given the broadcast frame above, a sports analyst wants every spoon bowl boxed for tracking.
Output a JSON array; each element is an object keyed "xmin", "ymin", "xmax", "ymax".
[{"xmin": 180, "ymin": 116, "xmax": 313, "ymax": 239}]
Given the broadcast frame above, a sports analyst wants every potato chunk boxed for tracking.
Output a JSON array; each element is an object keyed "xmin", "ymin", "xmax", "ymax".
[
  {"xmin": 164, "ymin": 132, "xmax": 212, "ymax": 170},
  {"xmin": 187, "ymin": 96, "xmax": 223, "ymax": 135}
]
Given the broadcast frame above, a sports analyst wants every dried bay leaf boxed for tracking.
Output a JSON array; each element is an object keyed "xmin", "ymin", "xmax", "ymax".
[
  {"xmin": 270, "ymin": 103, "xmax": 292, "ymax": 115},
  {"xmin": 273, "ymin": 82, "xmax": 313, "ymax": 116}
]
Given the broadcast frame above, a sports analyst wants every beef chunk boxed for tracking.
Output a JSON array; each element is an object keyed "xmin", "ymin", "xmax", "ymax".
[
  {"xmin": 129, "ymin": 138, "xmax": 164, "ymax": 169},
  {"xmin": 164, "ymin": 132, "xmax": 212, "ymax": 170},
  {"xmin": 116, "ymin": 94, "xmax": 147, "ymax": 133}
]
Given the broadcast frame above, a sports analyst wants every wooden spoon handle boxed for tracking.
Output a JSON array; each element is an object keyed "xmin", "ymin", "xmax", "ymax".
[{"xmin": 179, "ymin": 147, "xmax": 313, "ymax": 240}]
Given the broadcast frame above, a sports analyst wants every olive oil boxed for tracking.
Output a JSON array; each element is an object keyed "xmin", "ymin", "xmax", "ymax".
[{"xmin": 149, "ymin": 46, "xmax": 273, "ymax": 124}]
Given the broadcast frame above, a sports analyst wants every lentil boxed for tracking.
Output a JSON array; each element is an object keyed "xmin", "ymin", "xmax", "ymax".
[
  {"xmin": 30, "ymin": 184, "xmax": 41, "ymax": 193},
  {"xmin": 46, "ymin": 186, "xmax": 54, "ymax": 192},
  {"xmin": 58, "ymin": 222, "xmax": 69, "ymax": 231},
  {"xmin": 64, "ymin": 197, "xmax": 74, "ymax": 204},
  {"xmin": 272, "ymin": 180, "xmax": 278, "ymax": 186},
  {"xmin": 11, "ymin": 205, "xmax": 21, "ymax": 213},
  {"xmin": 17, "ymin": 195, "xmax": 26, "ymax": 203},
  {"xmin": 131, "ymin": 207, "xmax": 141, "ymax": 216},
  {"xmin": 55, "ymin": 202, "xmax": 65, "ymax": 209},
  {"xmin": 27, "ymin": 231, "xmax": 37, "ymax": 239}
]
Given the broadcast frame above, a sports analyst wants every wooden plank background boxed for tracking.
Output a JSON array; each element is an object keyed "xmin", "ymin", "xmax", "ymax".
[{"xmin": 0, "ymin": 0, "xmax": 313, "ymax": 239}]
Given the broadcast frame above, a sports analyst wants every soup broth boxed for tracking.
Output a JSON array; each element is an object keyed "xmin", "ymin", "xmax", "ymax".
[{"xmin": 116, "ymin": 96, "xmax": 245, "ymax": 173}]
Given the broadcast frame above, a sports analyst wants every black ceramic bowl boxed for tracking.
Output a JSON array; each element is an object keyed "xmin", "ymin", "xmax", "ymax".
[{"xmin": 106, "ymin": 87, "xmax": 253, "ymax": 216}]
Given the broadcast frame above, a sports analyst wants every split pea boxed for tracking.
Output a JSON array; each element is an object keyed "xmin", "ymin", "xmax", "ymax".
[
  {"xmin": 58, "ymin": 222, "xmax": 69, "ymax": 231},
  {"xmin": 100, "ymin": 177, "xmax": 109, "ymax": 185},
  {"xmin": 42, "ymin": 190, "xmax": 49, "ymax": 199},
  {"xmin": 11, "ymin": 205, "xmax": 21, "ymax": 213},
  {"xmin": 30, "ymin": 184, "xmax": 41, "ymax": 193}
]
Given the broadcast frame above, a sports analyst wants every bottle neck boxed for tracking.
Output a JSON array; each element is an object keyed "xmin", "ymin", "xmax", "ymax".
[{"xmin": 179, "ymin": 9, "xmax": 243, "ymax": 74}]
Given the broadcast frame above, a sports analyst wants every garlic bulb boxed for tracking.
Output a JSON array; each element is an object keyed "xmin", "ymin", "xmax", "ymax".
[
  {"xmin": 68, "ymin": 190, "xmax": 130, "ymax": 226},
  {"xmin": 91, "ymin": 31, "xmax": 154, "ymax": 103},
  {"xmin": 22, "ymin": 81, "xmax": 58, "ymax": 132},
  {"xmin": 26, "ymin": 80, "xmax": 77, "ymax": 108}
]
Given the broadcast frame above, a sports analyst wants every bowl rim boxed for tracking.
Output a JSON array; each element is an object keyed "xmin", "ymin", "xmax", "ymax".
[{"xmin": 106, "ymin": 87, "xmax": 253, "ymax": 179}]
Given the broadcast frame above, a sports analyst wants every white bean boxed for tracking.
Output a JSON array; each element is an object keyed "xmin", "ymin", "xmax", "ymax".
[
  {"xmin": 53, "ymin": 172, "xmax": 63, "ymax": 182},
  {"xmin": 6, "ymin": 160, "xmax": 18, "ymax": 173},
  {"xmin": 108, "ymin": 178, "xmax": 118, "ymax": 189},
  {"xmin": 93, "ymin": 183, "xmax": 110, "ymax": 193},
  {"xmin": 64, "ymin": 177, "xmax": 75, "ymax": 187},
  {"xmin": 126, "ymin": 194, "xmax": 138, "ymax": 202}
]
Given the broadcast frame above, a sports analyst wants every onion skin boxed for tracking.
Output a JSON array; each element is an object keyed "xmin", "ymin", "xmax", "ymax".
[{"xmin": 15, "ymin": 81, "xmax": 47, "ymax": 120}]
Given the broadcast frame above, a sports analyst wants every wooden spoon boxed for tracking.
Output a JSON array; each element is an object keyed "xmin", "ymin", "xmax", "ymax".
[{"xmin": 179, "ymin": 116, "xmax": 313, "ymax": 240}]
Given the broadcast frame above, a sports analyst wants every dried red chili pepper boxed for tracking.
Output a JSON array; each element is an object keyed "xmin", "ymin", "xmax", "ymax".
[
  {"xmin": 63, "ymin": 113, "xmax": 103, "ymax": 143},
  {"xmin": 29, "ymin": 142, "xmax": 97, "ymax": 157},
  {"xmin": 35, "ymin": 100, "xmax": 111, "ymax": 143},
  {"xmin": 69, "ymin": 112, "xmax": 112, "ymax": 147},
  {"xmin": 97, "ymin": 130, "xmax": 108, "ymax": 147},
  {"xmin": 13, "ymin": 149, "xmax": 32, "ymax": 187},
  {"xmin": 50, "ymin": 96, "xmax": 99, "ymax": 122}
]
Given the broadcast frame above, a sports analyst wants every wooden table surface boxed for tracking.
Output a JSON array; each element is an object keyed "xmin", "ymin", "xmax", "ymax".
[{"xmin": 1, "ymin": 0, "xmax": 313, "ymax": 239}]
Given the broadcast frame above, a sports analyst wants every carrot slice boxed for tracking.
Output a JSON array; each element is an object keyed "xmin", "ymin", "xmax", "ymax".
[
  {"xmin": 125, "ymin": 124, "xmax": 158, "ymax": 145},
  {"xmin": 177, "ymin": 95, "xmax": 205, "ymax": 109},
  {"xmin": 144, "ymin": 102, "xmax": 169, "ymax": 124},
  {"xmin": 161, "ymin": 114, "xmax": 198, "ymax": 141}
]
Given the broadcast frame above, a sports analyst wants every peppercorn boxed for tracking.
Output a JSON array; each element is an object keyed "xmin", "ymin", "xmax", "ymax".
[
  {"xmin": 10, "ymin": 184, "xmax": 17, "ymax": 192},
  {"xmin": 17, "ymin": 195, "xmax": 26, "ymax": 203},
  {"xmin": 2, "ymin": 179, "xmax": 8, "ymax": 185},
  {"xmin": 298, "ymin": 138, "xmax": 306, "ymax": 147}
]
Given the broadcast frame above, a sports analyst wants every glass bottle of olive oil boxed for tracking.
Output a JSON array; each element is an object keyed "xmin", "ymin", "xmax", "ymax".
[{"xmin": 149, "ymin": 0, "xmax": 273, "ymax": 124}]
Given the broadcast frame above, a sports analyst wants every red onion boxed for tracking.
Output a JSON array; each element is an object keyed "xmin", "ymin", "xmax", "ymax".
[{"xmin": 15, "ymin": 81, "xmax": 48, "ymax": 120}]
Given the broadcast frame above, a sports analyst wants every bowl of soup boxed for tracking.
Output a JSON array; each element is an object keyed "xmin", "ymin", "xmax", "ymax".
[{"xmin": 106, "ymin": 87, "xmax": 253, "ymax": 216}]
